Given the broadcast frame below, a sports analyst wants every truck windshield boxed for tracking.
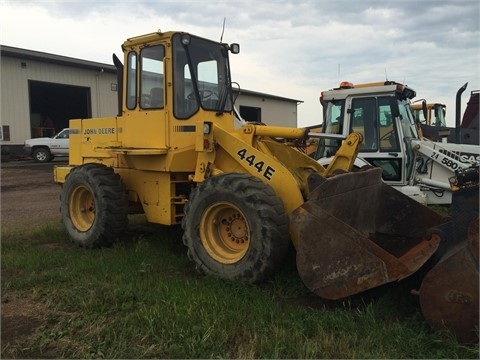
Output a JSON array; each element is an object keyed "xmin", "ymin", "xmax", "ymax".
[{"xmin": 172, "ymin": 33, "xmax": 233, "ymax": 119}]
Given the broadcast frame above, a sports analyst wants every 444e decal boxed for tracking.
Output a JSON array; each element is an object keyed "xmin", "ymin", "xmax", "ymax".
[{"xmin": 237, "ymin": 148, "xmax": 276, "ymax": 180}]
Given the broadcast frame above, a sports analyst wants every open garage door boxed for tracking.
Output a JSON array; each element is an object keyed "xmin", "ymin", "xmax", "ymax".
[{"xmin": 28, "ymin": 80, "xmax": 91, "ymax": 137}]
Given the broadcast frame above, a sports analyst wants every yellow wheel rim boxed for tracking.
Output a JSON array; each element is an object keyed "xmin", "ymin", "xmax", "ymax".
[
  {"xmin": 69, "ymin": 185, "xmax": 95, "ymax": 232},
  {"xmin": 200, "ymin": 202, "xmax": 250, "ymax": 264}
]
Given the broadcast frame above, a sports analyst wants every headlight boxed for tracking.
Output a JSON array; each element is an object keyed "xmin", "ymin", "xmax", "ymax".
[{"xmin": 203, "ymin": 123, "xmax": 211, "ymax": 134}]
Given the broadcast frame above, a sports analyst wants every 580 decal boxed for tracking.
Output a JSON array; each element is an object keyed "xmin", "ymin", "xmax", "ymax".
[
  {"xmin": 237, "ymin": 148, "xmax": 276, "ymax": 180},
  {"xmin": 431, "ymin": 152, "xmax": 460, "ymax": 170}
]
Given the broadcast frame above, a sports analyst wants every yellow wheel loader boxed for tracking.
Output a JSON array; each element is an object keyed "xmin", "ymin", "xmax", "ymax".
[{"xmin": 54, "ymin": 31, "xmax": 478, "ymax": 343}]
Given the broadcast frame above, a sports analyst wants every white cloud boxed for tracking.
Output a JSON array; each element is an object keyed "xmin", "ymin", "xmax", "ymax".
[{"xmin": 1, "ymin": 0, "xmax": 478, "ymax": 126}]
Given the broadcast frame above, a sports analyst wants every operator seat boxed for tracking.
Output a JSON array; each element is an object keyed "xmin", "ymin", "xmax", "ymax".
[{"xmin": 149, "ymin": 87, "xmax": 164, "ymax": 108}]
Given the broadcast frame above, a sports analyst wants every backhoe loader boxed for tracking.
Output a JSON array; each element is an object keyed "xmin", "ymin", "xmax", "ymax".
[
  {"xmin": 53, "ymin": 31, "xmax": 478, "ymax": 343},
  {"xmin": 314, "ymin": 81, "xmax": 480, "ymax": 205}
]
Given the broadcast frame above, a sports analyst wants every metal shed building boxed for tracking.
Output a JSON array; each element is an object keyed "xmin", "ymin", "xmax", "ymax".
[{"xmin": 0, "ymin": 45, "xmax": 301, "ymax": 154}]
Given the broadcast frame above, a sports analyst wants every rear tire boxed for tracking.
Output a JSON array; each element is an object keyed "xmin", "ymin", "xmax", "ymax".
[
  {"xmin": 60, "ymin": 164, "xmax": 128, "ymax": 248},
  {"xmin": 32, "ymin": 147, "xmax": 52, "ymax": 163},
  {"xmin": 182, "ymin": 173, "xmax": 290, "ymax": 283}
]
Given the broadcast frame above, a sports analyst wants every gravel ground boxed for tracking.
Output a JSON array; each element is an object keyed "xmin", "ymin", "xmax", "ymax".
[{"xmin": 1, "ymin": 159, "xmax": 66, "ymax": 232}]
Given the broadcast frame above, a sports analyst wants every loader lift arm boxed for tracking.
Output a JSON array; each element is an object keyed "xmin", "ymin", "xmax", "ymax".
[{"xmin": 193, "ymin": 120, "xmax": 364, "ymax": 231}]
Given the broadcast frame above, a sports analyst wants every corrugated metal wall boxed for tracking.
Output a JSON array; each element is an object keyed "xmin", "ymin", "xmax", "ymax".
[{"xmin": 1, "ymin": 56, "xmax": 117, "ymax": 145}]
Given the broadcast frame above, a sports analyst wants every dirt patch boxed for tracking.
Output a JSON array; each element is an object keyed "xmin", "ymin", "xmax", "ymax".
[
  {"xmin": 1, "ymin": 294, "xmax": 46, "ymax": 345},
  {"xmin": 0, "ymin": 293, "xmax": 58, "ymax": 359},
  {"xmin": 1, "ymin": 160, "xmax": 63, "ymax": 231}
]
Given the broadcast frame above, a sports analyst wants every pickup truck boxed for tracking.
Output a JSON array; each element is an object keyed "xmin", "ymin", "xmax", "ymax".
[{"xmin": 24, "ymin": 128, "xmax": 70, "ymax": 163}]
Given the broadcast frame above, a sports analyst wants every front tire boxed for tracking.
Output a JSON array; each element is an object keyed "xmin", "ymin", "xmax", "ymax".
[
  {"xmin": 60, "ymin": 164, "xmax": 128, "ymax": 248},
  {"xmin": 182, "ymin": 173, "xmax": 290, "ymax": 283},
  {"xmin": 32, "ymin": 147, "xmax": 52, "ymax": 163}
]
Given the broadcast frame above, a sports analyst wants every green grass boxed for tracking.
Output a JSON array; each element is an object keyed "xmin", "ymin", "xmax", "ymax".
[{"xmin": 1, "ymin": 220, "xmax": 478, "ymax": 359}]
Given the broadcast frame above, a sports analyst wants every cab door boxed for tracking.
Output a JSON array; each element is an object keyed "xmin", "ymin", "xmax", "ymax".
[
  {"xmin": 351, "ymin": 96, "xmax": 407, "ymax": 185},
  {"xmin": 122, "ymin": 44, "xmax": 167, "ymax": 149}
]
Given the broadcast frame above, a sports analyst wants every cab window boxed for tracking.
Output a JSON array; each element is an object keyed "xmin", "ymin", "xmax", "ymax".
[
  {"xmin": 172, "ymin": 33, "xmax": 232, "ymax": 119},
  {"xmin": 140, "ymin": 45, "xmax": 165, "ymax": 109},
  {"xmin": 378, "ymin": 97, "xmax": 400, "ymax": 152},
  {"xmin": 57, "ymin": 129, "xmax": 70, "ymax": 139},
  {"xmin": 126, "ymin": 51, "xmax": 137, "ymax": 110},
  {"xmin": 350, "ymin": 97, "xmax": 378, "ymax": 151},
  {"xmin": 316, "ymin": 100, "xmax": 344, "ymax": 158}
]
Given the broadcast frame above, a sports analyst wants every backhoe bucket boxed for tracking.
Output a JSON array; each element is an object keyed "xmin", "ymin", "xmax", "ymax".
[
  {"xmin": 419, "ymin": 170, "xmax": 479, "ymax": 344},
  {"xmin": 291, "ymin": 167, "xmax": 443, "ymax": 300}
]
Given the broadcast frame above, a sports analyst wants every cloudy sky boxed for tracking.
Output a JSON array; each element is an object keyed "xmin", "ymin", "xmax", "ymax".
[{"xmin": 1, "ymin": 0, "xmax": 479, "ymax": 126}]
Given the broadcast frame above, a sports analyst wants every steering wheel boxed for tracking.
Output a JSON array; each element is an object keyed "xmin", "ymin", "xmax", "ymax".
[
  {"xmin": 187, "ymin": 90, "xmax": 213, "ymax": 101},
  {"xmin": 380, "ymin": 130, "xmax": 395, "ymax": 142}
]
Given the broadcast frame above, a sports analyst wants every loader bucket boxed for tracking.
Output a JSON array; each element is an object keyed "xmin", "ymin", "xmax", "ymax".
[
  {"xmin": 419, "ymin": 170, "xmax": 479, "ymax": 344},
  {"xmin": 291, "ymin": 167, "xmax": 443, "ymax": 300}
]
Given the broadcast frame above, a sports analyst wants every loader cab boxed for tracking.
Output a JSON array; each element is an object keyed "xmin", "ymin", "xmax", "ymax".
[
  {"xmin": 316, "ymin": 82, "xmax": 419, "ymax": 185},
  {"xmin": 120, "ymin": 31, "xmax": 239, "ymax": 151}
]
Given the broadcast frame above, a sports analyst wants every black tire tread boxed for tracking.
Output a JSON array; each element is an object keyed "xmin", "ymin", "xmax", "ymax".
[
  {"xmin": 61, "ymin": 164, "xmax": 128, "ymax": 248},
  {"xmin": 182, "ymin": 173, "xmax": 290, "ymax": 283}
]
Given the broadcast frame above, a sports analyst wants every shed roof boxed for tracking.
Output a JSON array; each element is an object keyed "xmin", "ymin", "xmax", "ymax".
[
  {"xmin": 0, "ymin": 45, "xmax": 116, "ymax": 73},
  {"xmin": 1, "ymin": 45, "xmax": 302, "ymax": 103}
]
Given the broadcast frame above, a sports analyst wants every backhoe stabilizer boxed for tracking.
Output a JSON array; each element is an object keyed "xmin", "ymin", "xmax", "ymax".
[{"xmin": 291, "ymin": 167, "xmax": 444, "ymax": 300}]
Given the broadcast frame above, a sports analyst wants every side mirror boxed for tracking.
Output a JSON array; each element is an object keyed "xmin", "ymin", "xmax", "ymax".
[{"xmin": 229, "ymin": 43, "xmax": 240, "ymax": 54}]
